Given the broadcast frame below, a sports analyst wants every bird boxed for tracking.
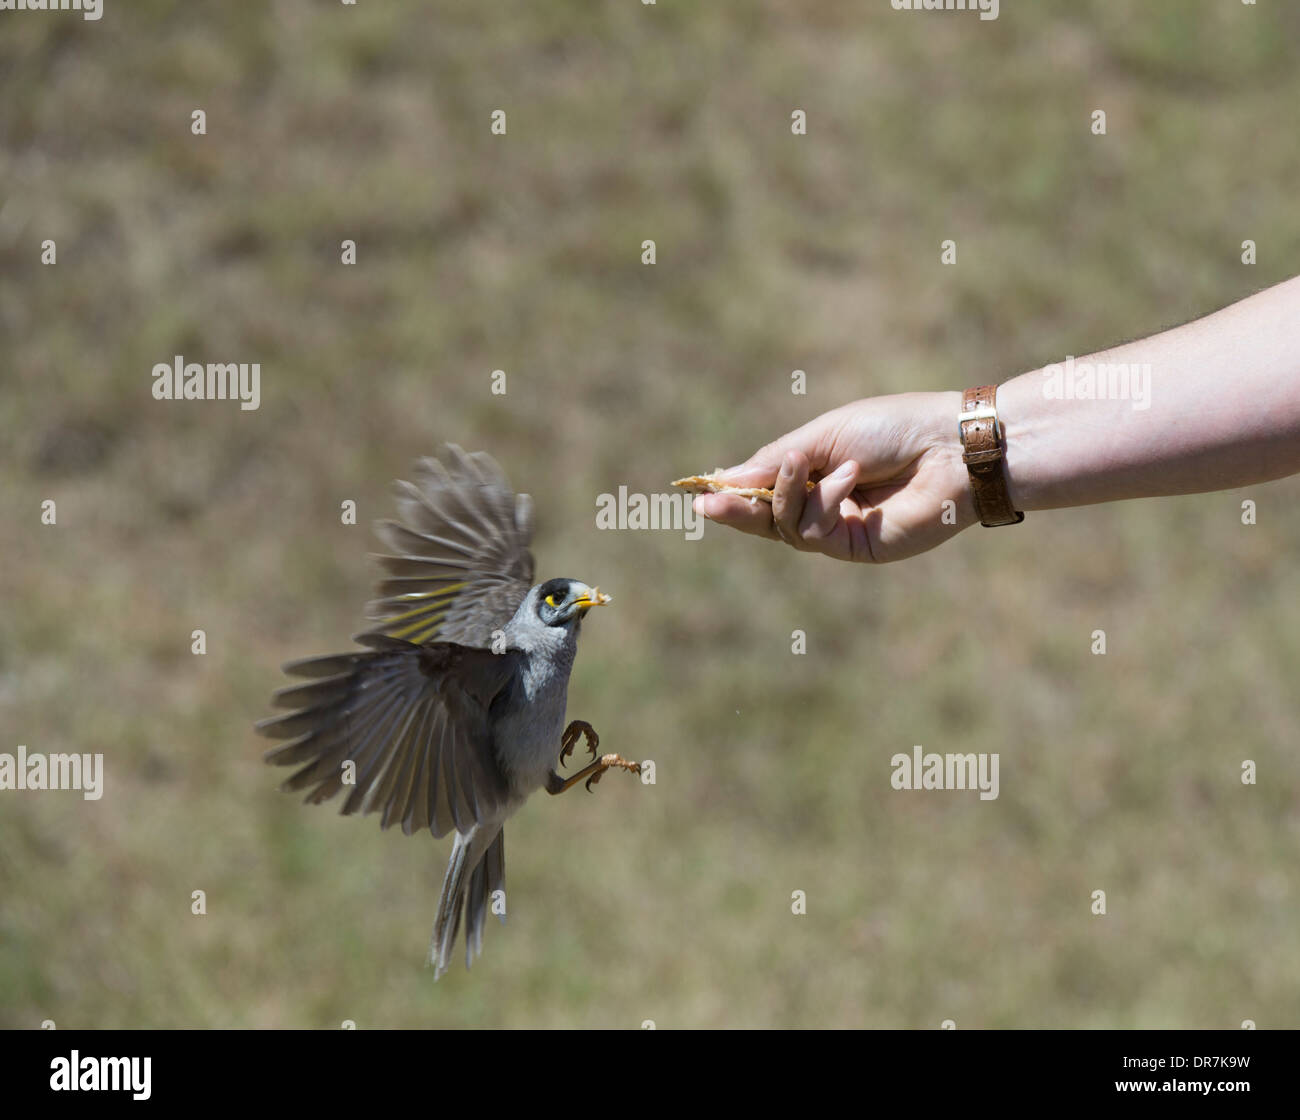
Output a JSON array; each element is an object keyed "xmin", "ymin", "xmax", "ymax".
[{"xmin": 255, "ymin": 446, "xmax": 640, "ymax": 977}]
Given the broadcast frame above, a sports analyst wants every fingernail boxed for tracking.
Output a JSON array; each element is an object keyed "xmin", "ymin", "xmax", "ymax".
[
  {"xmin": 833, "ymin": 461, "xmax": 855, "ymax": 479},
  {"xmin": 780, "ymin": 455, "xmax": 795, "ymax": 479},
  {"xmin": 693, "ymin": 496, "xmax": 710, "ymax": 518}
]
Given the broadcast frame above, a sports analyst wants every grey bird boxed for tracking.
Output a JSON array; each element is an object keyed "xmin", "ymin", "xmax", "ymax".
[{"xmin": 256, "ymin": 447, "xmax": 639, "ymax": 977}]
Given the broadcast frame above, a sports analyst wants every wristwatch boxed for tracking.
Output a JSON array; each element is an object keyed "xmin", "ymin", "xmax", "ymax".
[{"xmin": 959, "ymin": 385, "xmax": 1023, "ymax": 527}]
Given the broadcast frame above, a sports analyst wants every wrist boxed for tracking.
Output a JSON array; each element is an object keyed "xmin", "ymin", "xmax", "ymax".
[
  {"xmin": 995, "ymin": 371, "xmax": 1069, "ymax": 513},
  {"xmin": 923, "ymin": 390, "xmax": 982, "ymax": 529},
  {"xmin": 946, "ymin": 384, "xmax": 1026, "ymax": 526}
]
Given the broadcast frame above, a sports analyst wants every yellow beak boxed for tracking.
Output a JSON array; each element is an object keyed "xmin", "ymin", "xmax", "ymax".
[{"xmin": 572, "ymin": 586, "xmax": 612, "ymax": 612}]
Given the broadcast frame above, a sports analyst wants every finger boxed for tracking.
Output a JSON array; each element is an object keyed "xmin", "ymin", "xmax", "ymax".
[
  {"xmin": 693, "ymin": 493, "xmax": 782, "ymax": 541},
  {"xmin": 717, "ymin": 414, "xmax": 839, "ymax": 489},
  {"xmin": 709, "ymin": 460, "xmax": 778, "ymax": 491},
  {"xmin": 799, "ymin": 460, "xmax": 859, "ymax": 540},
  {"xmin": 772, "ymin": 451, "xmax": 811, "ymax": 548}
]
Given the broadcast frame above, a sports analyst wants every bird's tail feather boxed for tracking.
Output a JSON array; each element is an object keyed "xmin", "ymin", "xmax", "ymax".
[
  {"xmin": 464, "ymin": 828, "xmax": 506, "ymax": 965},
  {"xmin": 431, "ymin": 827, "xmax": 505, "ymax": 978}
]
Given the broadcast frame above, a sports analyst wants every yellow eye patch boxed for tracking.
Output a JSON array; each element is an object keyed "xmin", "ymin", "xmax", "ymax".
[{"xmin": 545, "ymin": 593, "xmax": 561, "ymax": 608}]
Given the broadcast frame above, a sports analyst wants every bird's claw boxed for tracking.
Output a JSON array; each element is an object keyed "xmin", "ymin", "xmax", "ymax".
[
  {"xmin": 585, "ymin": 754, "xmax": 641, "ymax": 793},
  {"xmin": 560, "ymin": 720, "xmax": 599, "ymax": 768}
]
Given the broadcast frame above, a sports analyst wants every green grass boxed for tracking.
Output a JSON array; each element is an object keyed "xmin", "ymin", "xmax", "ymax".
[{"xmin": 1, "ymin": 0, "xmax": 1298, "ymax": 1028}]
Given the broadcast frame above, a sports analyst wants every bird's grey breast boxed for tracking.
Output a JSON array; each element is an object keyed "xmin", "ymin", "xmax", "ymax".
[{"xmin": 491, "ymin": 636, "xmax": 578, "ymax": 795}]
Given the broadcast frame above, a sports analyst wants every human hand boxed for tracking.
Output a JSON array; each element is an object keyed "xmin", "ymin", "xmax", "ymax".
[{"xmin": 692, "ymin": 391, "xmax": 976, "ymax": 563}]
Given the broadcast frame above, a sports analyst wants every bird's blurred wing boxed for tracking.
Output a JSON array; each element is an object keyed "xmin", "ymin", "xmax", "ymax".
[
  {"xmin": 257, "ymin": 634, "xmax": 517, "ymax": 838},
  {"xmin": 365, "ymin": 446, "xmax": 535, "ymax": 647}
]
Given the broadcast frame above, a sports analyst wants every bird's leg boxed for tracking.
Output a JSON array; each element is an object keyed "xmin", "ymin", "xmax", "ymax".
[
  {"xmin": 546, "ymin": 755, "xmax": 641, "ymax": 794},
  {"xmin": 559, "ymin": 719, "xmax": 599, "ymax": 768},
  {"xmin": 578, "ymin": 754, "xmax": 641, "ymax": 792},
  {"xmin": 550, "ymin": 719, "xmax": 639, "ymax": 793}
]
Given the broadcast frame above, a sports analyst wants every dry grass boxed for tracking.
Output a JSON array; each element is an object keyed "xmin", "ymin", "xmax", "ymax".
[{"xmin": 1, "ymin": 0, "xmax": 1298, "ymax": 1027}]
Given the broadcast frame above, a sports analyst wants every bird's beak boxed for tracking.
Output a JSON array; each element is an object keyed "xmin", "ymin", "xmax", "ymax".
[{"xmin": 572, "ymin": 586, "xmax": 612, "ymax": 613}]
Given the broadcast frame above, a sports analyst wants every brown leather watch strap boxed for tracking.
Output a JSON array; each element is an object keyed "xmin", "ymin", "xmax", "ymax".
[{"xmin": 959, "ymin": 385, "xmax": 1024, "ymax": 527}]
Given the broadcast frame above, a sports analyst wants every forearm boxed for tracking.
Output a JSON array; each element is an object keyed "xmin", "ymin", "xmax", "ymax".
[
  {"xmin": 994, "ymin": 276, "xmax": 1300, "ymax": 511},
  {"xmin": 702, "ymin": 278, "xmax": 1300, "ymax": 563}
]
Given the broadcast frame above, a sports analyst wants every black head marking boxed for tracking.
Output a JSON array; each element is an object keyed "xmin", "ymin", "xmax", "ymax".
[{"xmin": 535, "ymin": 578, "xmax": 574, "ymax": 623}]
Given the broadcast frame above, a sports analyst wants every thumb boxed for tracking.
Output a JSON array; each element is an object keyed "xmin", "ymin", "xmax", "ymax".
[{"xmin": 717, "ymin": 413, "xmax": 843, "ymax": 488}]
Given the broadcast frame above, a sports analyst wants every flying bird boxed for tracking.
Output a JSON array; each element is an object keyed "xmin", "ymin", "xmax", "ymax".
[{"xmin": 256, "ymin": 447, "xmax": 639, "ymax": 977}]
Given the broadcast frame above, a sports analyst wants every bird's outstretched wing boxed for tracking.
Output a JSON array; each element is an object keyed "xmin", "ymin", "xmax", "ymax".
[
  {"xmin": 257, "ymin": 634, "xmax": 517, "ymax": 837},
  {"xmin": 365, "ymin": 446, "xmax": 535, "ymax": 647}
]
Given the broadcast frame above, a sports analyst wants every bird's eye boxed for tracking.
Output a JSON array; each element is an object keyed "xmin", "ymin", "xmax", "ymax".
[{"xmin": 545, "ymin": 593, "xmax": 561, "ymax": 608}]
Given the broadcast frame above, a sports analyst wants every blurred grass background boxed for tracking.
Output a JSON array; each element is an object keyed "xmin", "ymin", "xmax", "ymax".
[{"xmin": 2, "ymin": 0, "xmax": 1298, "ymax": 1028}]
